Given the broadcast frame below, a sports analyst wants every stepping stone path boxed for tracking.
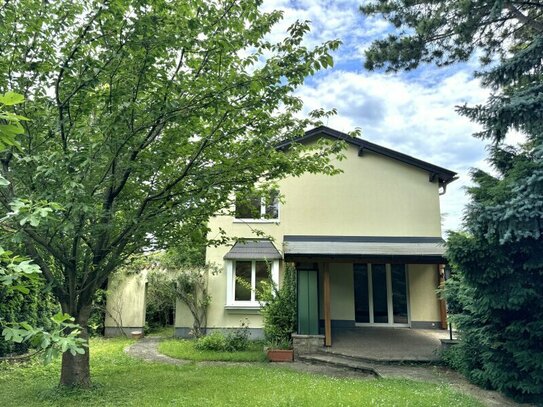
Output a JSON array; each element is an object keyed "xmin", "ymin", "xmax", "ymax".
[{"xmin": 125, "ymin": 337, "xmax": 188, "ymax": 365}]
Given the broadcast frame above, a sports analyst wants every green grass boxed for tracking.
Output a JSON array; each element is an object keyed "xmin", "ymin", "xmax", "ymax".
[
  {"xmin": 0, "ymin": 338, "xmax": 482, "ymax": 407},
  {"xmin": 146, "ymin": 325, "xmax": 174, "ymax": 338},
  {"xmin": 158, "ymin": 339, "xmax": 267, "ymax": 362}
]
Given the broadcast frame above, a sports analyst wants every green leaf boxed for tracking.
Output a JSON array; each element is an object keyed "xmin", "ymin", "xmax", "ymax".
[
  {"xmin": 12, "ymin": 284, "xmax": 30, "ymax": 294},
  {"xmin": 0, "ymin": 91, "xmax": 24, "ymax": 106},
  {"xmin": 0, "ymin": 124, "xmax": 24, "ymax": 135}
]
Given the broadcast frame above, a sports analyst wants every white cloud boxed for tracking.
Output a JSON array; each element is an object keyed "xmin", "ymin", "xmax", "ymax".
[
  {"xmin": 262, "ymin": 0, "xmax": 385, "ymax": 61},
  {"xmin": 259, "ymin": 1, "xmax": 506, "ymax": 234}
]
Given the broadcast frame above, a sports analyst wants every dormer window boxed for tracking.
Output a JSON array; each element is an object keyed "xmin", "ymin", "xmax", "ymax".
[{"xmin": 234, "ymin": 190, "xmax": 279, "ymax": 221}]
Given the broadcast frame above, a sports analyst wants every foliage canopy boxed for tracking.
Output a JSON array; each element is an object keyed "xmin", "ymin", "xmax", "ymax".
[{"xmin": 0, "ymin": 0, "xmax": 342, "ymax": 386}]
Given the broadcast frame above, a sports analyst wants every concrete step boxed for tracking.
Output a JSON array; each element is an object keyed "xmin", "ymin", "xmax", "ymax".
[
  {"xmin": 297, "ymin": 353, "xmax": 381, "ymax": 378},
  {"xmin": 318, "ymin": 347, "xmax": 441, "ymax": 365}
]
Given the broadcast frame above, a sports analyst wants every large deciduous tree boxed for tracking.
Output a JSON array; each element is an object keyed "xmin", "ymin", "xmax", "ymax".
[
  {"xmin": 0, "ymin": 93, "xmax": 86, "ymax": 364},
  {"xmin": 0, "ymin": 0, "xmax": 342, "ymax": 386},
  {"xmin": 361, "ymin": 1, "xmax": 543, "ymax": 401}
]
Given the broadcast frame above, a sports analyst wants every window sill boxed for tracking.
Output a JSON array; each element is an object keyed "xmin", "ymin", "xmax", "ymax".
[
  {"xmin": 224, "ymin": 304, "xmax": 262, "ymax": 314},
  {"xmin": 232, "ymin": 219, "xmax": 279, "ymax": 224}
]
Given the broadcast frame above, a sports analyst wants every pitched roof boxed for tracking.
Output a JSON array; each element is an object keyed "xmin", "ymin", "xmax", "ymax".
[
  {"xmin": 277, "ymin": 126, "xmax": 457, "ymax": 186},
  {"xmin": 223, "ymin": 239, "xmax": 282, "ymax": 260}
]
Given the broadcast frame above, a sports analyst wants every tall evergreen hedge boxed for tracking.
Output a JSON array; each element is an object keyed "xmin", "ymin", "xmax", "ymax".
[
  {"xmin": 445, "ymin": 229, "xmax": 543, "ymax": 402},
  {"xmin": 443, "ymin": 39, "xmax": 543, "ymax": 401},
  {"xmin": 0, "ymin": 278, "xmax": 57, "ymax": 356},
  {"xmin": 444, "ymin": 141, "xmax": 543, "ymax": 402}
]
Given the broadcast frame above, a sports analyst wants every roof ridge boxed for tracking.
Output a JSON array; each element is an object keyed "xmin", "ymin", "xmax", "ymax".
[{"xmin": 277, "ymin": 126, "xmax": 457, "ymax": 186}]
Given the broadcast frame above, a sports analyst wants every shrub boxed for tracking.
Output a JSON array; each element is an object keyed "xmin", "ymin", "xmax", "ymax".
[
  {"xmin": 174, "ymin": 266, "xmax": 213, "ymax": 338},
  {"xmin": 224, "ymin": 321, "xmax": 250, "ymax": 352},
  {"xmin": 194, "ymin": 321, "xmax": 251, "ymax": 352},
  {"xmin": 88, "ymin": 288, "xmax": 107, "ymax": 337},
  {"xmin": 444, "ymin": 232, "xmax": 543, "ymax": 402},
  {"xmin": 260, "ymin": 263, "xmax": 297, "ymax": 347},
  {"xmin": 145, "ymin": 263, "xmax": 219, "ymax": 339},
  {"xmin": 0, "ymin": 277, "xmax": 57, "ymax": 356},
  {"xmin": 194, "ymin": 331, "xmax": 227, "ymax": 352},
  {"xmin": 145, "ymin": 270, "xmax": 176, "ymax": 330}
]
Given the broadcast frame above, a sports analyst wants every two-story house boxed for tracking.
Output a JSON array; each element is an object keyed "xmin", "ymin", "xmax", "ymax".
[{"xmin": 172, "ymin": 126, "xmax": 457, "ymax": 346}]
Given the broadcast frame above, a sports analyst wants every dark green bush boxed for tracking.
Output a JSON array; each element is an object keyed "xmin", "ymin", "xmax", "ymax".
[
  {"xmin": 444, "ymin": 232, "xmax": 543, "ymax": 402},
  {"xmin": 194, "ymin": 331, "xmax": 227, "ymax": 351},
  {"xmin": 145, "ymin": 270, "xmax": 176, "ymax": 330},
  {"xmin": 224, "ymin": 322, "xmax": 250, "ymax": 351},
  {"xmin": 88, "ymin": 288, "xmax": 107, "ymax": 337},
  {"xmin": 194, "ymin": 322, "xmax": 250, "ymax": 352},
  {"xmin": 0, "ymin": 278, "xmax": 58, "ymax": 356},
  {"xmin": 260, "ymin": 263, "xmax": 297, "ymax": 347}
]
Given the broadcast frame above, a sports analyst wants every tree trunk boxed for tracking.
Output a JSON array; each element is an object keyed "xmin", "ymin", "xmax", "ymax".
[{"xmin": 60, "ymin": 304, "xmax": 92, "ymax": 387}]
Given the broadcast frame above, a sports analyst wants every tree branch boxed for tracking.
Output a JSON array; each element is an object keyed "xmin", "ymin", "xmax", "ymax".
[
  {"xmin": 505, "ymin": 2, "xmax": 543, "ymax": 33},
  {"xmin": 55, "ymin": 4, "xmax": 105, "ymax": 151}
]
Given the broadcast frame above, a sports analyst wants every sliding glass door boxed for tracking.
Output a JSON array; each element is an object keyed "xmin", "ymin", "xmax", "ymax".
[{"xmin": 354, "ymin": 263, "xmax": 409, "ymax": 326}]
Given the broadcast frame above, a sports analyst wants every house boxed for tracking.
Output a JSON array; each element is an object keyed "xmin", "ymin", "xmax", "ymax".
[
  {"xmin": 176, "ymin": 126, "xmax": 456, "ymax": 343},
  {"xmin": 105, "ymin": 126, "xmax": 457, "ymax": 347}
]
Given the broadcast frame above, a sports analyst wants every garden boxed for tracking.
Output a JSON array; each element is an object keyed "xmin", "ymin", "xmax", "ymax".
[
  {"xmin": 1, "ymin": 0, "xmax": 542, "ymax": 405},
  {"xmin": 0, "ymin": 336, "xmax": 483, "ymax": 407}
]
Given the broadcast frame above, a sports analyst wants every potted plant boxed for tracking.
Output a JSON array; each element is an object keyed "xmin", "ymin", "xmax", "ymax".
[
  {"xmin": 265, "ymin": 340, "xmax": 294, "ymax": 362},
  {"xmin": 259, "ymin": 263, "xmax": 297, "ymax": 362}
]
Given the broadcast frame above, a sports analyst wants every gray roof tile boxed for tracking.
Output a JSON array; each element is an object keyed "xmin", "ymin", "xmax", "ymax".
[{"xmin": 224, "ymin": 240, "xmax": 282, "ymax": 260}]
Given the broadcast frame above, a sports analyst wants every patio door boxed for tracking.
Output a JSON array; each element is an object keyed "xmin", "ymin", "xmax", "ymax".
[{"xmin": 354, "ymin": 263, "xmax": 409, "ymax": 326}]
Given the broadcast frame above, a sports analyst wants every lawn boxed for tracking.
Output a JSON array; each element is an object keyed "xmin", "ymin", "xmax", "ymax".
[
  {"xmin": 159, "ymin": 338, "xmax": 267, "ymax": 362},
  {"xmin": 146, "ymin": 325, "xmax": 175, "ymax": 338},
  {"xmin": 0, "ymin": 338, "xmax": 482, "ymax": 407}
]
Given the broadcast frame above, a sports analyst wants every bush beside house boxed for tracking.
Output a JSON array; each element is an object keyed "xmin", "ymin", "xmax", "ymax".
[{"xmin": 260, "ymin": 263, "xmax": 297, "ymax": 348}]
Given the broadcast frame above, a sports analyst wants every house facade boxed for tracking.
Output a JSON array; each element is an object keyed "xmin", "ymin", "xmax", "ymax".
[{"xmin": 173, "ymin": 126, "xmax": 456, "ymax": 345}]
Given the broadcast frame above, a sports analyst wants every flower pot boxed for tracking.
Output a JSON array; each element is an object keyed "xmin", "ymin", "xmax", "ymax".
[
  {"xmin": 131, "ymin": 331, "xmax": 143, "ymax": 339},
  {"xmin": 267, "ymin": 349, "xmax": 293, "ymax": 362}
]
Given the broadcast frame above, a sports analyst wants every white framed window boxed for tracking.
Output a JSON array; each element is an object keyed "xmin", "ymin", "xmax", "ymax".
[
  {"xmin": 234, "ymin": 190, "xmax": 279, "ymax": 223},
  {"xmin": 225, "ymin": 259, "xmax": 280, "ymax": 308}
]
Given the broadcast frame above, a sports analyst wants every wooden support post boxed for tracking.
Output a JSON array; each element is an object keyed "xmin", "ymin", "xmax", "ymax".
[
  {"xmin": 323, "ymin": 263, "xmax": 332, "ymax": 347},
  {"xmin": 438, "ymin": 264, "xmax": 448, "ymax": 330}
]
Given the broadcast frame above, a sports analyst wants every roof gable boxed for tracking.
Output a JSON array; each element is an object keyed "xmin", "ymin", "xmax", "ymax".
[{"xmin": 277, "ymin": 126, "xmax": 457, "ymax": 187}]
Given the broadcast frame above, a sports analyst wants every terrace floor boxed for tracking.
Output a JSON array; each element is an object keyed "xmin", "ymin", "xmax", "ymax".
[{"xmin": 322, "ymin": 327, "xmax": 451, "ymax": 362}]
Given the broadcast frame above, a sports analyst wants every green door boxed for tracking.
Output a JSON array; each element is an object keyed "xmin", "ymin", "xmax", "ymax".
[{"xmin": 297, "ymin": 268, "xmax": 319, "ymax": 335}]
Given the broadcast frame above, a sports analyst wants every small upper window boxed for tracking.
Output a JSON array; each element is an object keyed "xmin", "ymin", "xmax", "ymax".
[{"xmin": 235, "ymin": 190, "xmax": 279, "ymax": 220}]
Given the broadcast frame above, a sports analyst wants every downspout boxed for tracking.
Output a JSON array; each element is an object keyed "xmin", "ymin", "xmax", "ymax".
[{"xmin": 438, "ymin": 264, "xmax": 448, "ymax": 330}]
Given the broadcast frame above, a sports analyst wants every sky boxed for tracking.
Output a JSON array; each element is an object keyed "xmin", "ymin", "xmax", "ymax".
[{"xmin": 260, "ymin": 0, "xmax": 494, "ymax": 235}]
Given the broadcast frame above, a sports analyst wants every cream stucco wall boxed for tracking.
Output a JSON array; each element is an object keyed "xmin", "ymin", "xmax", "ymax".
[
  {"xmin": 206, "ymin": 144, "xmax": 442, "ymax": 247},
  {"xmin": 318, "ymin": 263, "xmax": 355, "ymax": 321},
  {"xmin": 105, "ymin": 270, "xmax": 147, "ymax": 334},
  {"xmin": 180, "ymin": 142, "xmax": 445, "ymax": 332},
  {"xmin": 408, "ymin": 264, "xmax": 441, "ymax": 324},
  {"xmin": 174, "ymin": 266, "xmax": 265, "ymax": 332}
]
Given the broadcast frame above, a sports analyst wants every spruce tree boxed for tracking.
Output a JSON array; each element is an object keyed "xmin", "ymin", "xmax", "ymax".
[{"xmin": 361, "ymin": 1, "xmax": 543, "ymax": 401}]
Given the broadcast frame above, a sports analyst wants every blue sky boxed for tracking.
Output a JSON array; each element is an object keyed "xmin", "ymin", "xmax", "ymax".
[{"xmin": 262, "ymin": 0, "xmax": 497, "ymax": 234}]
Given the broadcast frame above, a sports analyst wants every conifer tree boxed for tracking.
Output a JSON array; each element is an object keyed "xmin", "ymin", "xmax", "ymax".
[{"xmin": 361, "ymin": 1, "xmax": 542, "ymax": 401}]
